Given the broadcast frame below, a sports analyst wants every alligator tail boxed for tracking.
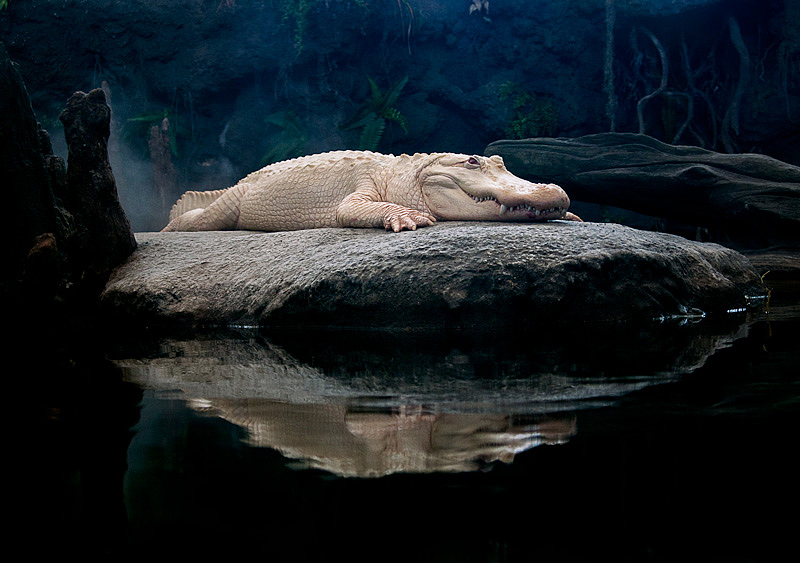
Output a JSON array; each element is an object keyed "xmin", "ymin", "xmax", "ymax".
[{"xmin": 168, "ymin": 188, "xmax": 228, "ymax": 221}]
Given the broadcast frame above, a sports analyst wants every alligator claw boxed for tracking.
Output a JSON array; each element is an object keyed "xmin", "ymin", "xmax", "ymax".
[{"xmin": 385, "ymin": 209, "xmax": 436, "ymax": 232}]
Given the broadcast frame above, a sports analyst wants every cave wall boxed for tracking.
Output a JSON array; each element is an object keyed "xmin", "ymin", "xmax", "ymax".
[{"xmin": 2, "ymin": 0, "xmax": 797, "ymax": 231}]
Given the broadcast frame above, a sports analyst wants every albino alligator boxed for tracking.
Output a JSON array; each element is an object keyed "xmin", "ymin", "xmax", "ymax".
[{"xmin": 162, "ymin": 150, "xmax": 580, "ymax": 232}]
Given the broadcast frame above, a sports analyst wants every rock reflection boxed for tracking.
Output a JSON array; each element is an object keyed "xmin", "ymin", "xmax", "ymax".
[
  {"xmin": 113, "ymin": 319, "xmax": 751, "ymax": 477},
  {"xmin": 188, "ymin": 399, "xmax": 575, "ymax": 477}
]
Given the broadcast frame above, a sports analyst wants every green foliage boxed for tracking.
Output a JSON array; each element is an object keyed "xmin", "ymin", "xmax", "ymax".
[
  {"xmin": 0, "ymin": 1, "xmax": 8, "ymax": 11},
  {"xmin": 278, "ymin": 1, "xmax": 371, "ymax": 54},
  {"xmin": 124, "ymin": 109, "xmax": 181, "ymax": 158},
  {"xmin": 341, "ymin": 75, "xmax": 409, "ymax": 151},
  {"xmin": 261, "ymin": 111, "xmax": 308, "ymax": 165},
  {"xmin": 499, "ymin": 82, "xmax": 558, "ymax": 139},
  {"xmin": 279, "ymin": 0, "xmax": 312, "ymax": 53}
]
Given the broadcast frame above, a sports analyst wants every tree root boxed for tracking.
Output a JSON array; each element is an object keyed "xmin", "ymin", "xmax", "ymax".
[
  {"xmin": 604, "ymin": 0, "xmax": 617, "ymax": 132},
  {"xmin": 635, "ymin": 27, "xmax": 668, "ymax": 135},
  {"xmin": 721, "ymin": 15, "xmax": 750, "ymax": 153},
  {"xmin": 681, "ymin": 36, "xmax": 718, "ymax": 148}
]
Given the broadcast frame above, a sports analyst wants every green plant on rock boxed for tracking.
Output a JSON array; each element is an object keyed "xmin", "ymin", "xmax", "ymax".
[
  {"xmin": 124, "ymin": 108, "xmax": 183, "ymax": 159},
  {"xmin": 499, "ymin": 82, "xmax": 558, "ymax": 139},
  {"xmin": 279, "ymin": 0, "xmax": 312, "ymax": 53},
  {"xmin": 277, "ymin": 1, "xmax": 375, "ymax": 54},
  {"xmin": 261, "ymin": 110, "xmax": 308, "ymax": 165},
  {"xmin": 341, "ymin": 75, "xmax": 409, "ymax": 151}
]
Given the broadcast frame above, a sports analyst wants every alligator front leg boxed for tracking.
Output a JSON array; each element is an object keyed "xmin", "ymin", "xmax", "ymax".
[{"xmin": 336, "ymin": 191, "xmax": 436, "ymax": 232}]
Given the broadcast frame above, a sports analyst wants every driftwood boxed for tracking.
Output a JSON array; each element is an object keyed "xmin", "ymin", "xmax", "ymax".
[{"xmin": 486, "ymin": 133, "xmax": 800, "ymax": 247}]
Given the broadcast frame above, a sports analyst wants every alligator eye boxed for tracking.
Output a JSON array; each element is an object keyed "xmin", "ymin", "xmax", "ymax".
[{"xmin": 466, "ymin": 156, "xmax": 481, "ymax": 167}]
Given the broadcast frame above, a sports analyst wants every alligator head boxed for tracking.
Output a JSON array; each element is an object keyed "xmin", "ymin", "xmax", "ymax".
[{"xmin": 419, "ymin": 154, "xmax": 574, "ymax": 222}]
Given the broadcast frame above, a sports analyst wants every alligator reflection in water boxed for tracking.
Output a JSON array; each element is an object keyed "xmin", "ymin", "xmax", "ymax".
[
  {"xmin": 113, "ymin": 318, "xmax": 751, "ymax": 477},
  {"xmin": 188, "ymin": 399, "xmax": 576, "ymax": 476}
]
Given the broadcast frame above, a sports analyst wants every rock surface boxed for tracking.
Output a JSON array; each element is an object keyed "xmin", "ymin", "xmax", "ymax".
[
  {"xmin": 486, "ymin": 133, "xmax": 800, "ymax": 249},
  {"xmin": 100, "ymin": 221, "xmax": 764, "ymax": 330}
]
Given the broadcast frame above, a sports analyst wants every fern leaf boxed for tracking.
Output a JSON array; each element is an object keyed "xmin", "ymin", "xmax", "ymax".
[
  {"xmin": 358, "ymin": 114, "xmax": 386, "ymax": 151},
  {"xmin": 383, "ymin": 107, "xmax": 409, "ymax": 134},
  {"xmin": 367, "ymin": 77, "xmax": 384, "ymax": 107},
  {"xmin": 340, "ymin": 106, "xmax": 375, "ymax": 131},
  {"xmin": 374, "ymin": 75, "xmax": 408, "ymax": 116}
]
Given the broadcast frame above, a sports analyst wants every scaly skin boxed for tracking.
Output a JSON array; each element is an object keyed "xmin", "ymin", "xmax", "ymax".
[{"xmin": 162, "ymin": 151, "xmax": 581, "ymax": 233}]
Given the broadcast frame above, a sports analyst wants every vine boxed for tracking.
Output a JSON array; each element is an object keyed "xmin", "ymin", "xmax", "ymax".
[
  {"xmin": 279, "ymin": 0, "xmax": 312, "ymax": 53},
  {"xmin": 278, "ymin": 0, "xmax": 371, "ymax": 54}
]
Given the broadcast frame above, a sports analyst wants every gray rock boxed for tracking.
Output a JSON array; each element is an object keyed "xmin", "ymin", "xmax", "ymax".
[{"xmin": 100, "ymin": 221, "xmax": 764, "ymax": 329}]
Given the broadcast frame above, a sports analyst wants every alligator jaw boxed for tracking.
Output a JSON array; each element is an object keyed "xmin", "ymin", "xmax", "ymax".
[
  {"xmin": 469, "ymin": 194, "xmax": 568, "ymax": 220},
  {"xmin": 418, "ymin": 153, "xmax": 573, "ymax": 222}
]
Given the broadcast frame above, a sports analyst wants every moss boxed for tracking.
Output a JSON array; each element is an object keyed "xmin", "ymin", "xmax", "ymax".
[{"xmin": 499, "ymin": 82, "xmax": 558, "ymax": 139}]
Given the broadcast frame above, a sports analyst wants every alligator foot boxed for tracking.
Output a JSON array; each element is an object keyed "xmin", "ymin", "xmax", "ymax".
[{"xmin": 384, "ymin": 208, "xmax": 437, "ymax": 232}]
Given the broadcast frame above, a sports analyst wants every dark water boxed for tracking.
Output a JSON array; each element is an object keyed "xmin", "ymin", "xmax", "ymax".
[{"xmin": 22, "ymin": 282, "xmax": 799, "ymax": 562}]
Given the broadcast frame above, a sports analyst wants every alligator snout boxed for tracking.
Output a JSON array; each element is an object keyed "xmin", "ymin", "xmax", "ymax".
[{"xmin": 491, "ymin": 180, "xmax": 571, "ymax": 220}]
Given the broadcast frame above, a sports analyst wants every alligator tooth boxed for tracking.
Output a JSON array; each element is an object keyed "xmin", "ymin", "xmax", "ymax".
[{"xmin": 500, "ymin": 204, "xmax": 508, "ymax": 215}]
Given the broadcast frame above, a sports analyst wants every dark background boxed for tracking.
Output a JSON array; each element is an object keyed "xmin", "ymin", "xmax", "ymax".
[{"xmin": 3, "ymin": 0, "xmax": 798, "ymax": 230}]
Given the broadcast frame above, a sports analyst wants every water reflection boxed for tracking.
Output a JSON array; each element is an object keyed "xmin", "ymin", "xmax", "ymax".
[
  {"xmin": 113, "ymin": 316, "xmax": 753, "ymax": 477},
  {"xmin": 188, "ymin": 399, "xmax": 575, "ymax": 476}
]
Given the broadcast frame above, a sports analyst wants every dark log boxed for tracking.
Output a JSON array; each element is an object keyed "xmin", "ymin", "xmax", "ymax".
[{"xmin": 486, "ymin": 133, "xmax": 800, "ymax": 248}]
